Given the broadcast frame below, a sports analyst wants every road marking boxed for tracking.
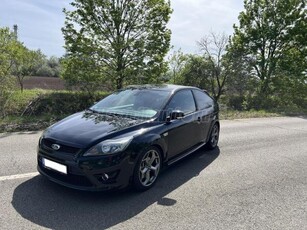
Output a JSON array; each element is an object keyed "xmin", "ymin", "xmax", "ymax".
[{"xmin": 0, "ymin": 172, "xmax": 39, "ymax": 182}]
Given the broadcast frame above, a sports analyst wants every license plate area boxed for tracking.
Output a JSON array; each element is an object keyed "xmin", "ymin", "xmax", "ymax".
[{"xmin": 43, "ymin": 158, "xmax": 67, "ymax": 174}]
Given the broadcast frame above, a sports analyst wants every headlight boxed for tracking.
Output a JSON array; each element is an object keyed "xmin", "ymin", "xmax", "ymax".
[
  {"xmin": 39, "ymin": 131, "xmax": 46, "ymax": 146},
  {"xmin": 83, "ymin": 136, "xmax": 133, "ymax": 156}
]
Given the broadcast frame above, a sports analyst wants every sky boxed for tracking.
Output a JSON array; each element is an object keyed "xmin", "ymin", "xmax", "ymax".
[{"xmin": 0, "ymin": 0, "xmax": 244, "ymax": 57}]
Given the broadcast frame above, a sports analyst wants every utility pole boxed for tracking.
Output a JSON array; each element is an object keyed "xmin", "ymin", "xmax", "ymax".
[{"xmin": 13, "ymin": 24, "xmax": 18, "ymax": 40}]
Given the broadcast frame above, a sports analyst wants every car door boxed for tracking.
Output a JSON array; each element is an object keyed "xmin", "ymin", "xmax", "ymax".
[
  {"xmin": 165, "ymin": 89, "xmax": 201, "ymax": 159},
  {"xmin": 192, "ymin": 89, "xmax": 215, "ymax": 142}
]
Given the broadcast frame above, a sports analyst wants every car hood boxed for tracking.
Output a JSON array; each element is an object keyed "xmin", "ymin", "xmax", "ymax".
[{"xmin": 43, "ymin": 111, "xmax": 147, "ymax": 148}]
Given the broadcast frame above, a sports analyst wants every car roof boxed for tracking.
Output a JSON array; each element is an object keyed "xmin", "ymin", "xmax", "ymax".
[{"xmin": 125, "ymin": 84, "xmax": 199, "ymax": 93}]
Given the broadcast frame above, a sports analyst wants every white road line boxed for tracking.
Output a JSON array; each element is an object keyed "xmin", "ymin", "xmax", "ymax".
[{"xmin": 0, "ymin": 172, "xmax": 39, "ymax": 182}]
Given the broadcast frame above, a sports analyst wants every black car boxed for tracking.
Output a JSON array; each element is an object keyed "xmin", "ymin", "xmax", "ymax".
[{"xmin": 37, "ymin": 84, "xmax": 219, "ymax": 191}]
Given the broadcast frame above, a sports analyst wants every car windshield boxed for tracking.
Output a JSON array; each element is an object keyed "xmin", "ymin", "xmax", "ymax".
[{"xmin": 90, "ymin": 89, "xmax": 170, "ymax": 118}]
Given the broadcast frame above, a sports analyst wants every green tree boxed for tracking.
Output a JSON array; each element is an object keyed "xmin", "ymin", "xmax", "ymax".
[
  {"xmin": 62, "ymin": 0, "xmax": 172, "ymax": 90},
  {"xmin": 0, "ymin": 27, "xmax": 13, "ymax": 80},
  {"xmin": 223, "ymin": 40, "xmax": 258, "ymax": 96},
  {"xmin": 61, "ymin": 54, "xmax": 111, "ymax": 95},
  {"xmin": 47, "ymin": 56, "xmax": 61, "ymax": 77},
  {"xmin": 180, "ymin": 55, "xmax": 212, "ymax": 92},
  {"xmin": 229, "ymin": 0, "xmax": 307, "ymax": 97},
  {"xmin": 11, "ymin": 44, "xmax": 43, "ymax": 92},
  {"xmin": 0, "ymin": 27, "xmax": 16, "ymax": 117},
  {"xmin": 36, "ymin": 56, "xmax": 61, "ymax": 77},
  {"xmin": 167, "ymin": 49, "xmax": 187, "ymax": 84},
  {"xmin": 272, "ymin": 47, "xmax": 307, "ymax": 109}
]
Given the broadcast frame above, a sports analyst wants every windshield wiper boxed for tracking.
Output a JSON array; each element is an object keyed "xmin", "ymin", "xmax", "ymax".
[
  {"xmin": 86, "ymin": 108, "xmax": 99, "ymax": 113},
  {"xmin": 86, "ymin": 108, "xmax": 145, "ymax": 120},
  {"xmin": 86, "ymin": 108, "xmax": 118, "ymax": 116}
]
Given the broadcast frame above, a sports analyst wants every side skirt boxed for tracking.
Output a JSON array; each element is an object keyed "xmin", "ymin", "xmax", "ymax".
[{"xmin": 167, "ymin": 142, "xmax": 206, "ymax": 166}]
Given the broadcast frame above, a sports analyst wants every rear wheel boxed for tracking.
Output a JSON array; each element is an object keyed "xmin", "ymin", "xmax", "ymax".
[
  {"xmin": 133, "ymin": 146, "xmax": 161, "ymax": 191},
  {"xmin": 206, "ymin": 123, "xmax": 219, "ymax": 149}
]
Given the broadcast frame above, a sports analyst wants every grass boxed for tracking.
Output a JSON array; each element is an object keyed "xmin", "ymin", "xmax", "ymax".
[
  {"xmin": 0, "ymin": 114, "xmax": 69, "ymax": 132},
  {"xmin": 219, "ymin": 109, "xmax": 281, "ymax": 120}
]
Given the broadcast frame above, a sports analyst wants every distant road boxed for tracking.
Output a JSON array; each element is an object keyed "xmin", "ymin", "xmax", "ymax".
[{"xmin": 0, "ymin": 117, "xmax": 306, "ymax": 229}]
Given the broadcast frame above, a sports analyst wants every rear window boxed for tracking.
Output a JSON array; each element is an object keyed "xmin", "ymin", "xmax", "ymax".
[
  {"xmin": 166, "ymin": 90, "xmax": 196, "ymax": 114},
  {"xmin": 192, "ymin": 90, "xmax": 213, "ymax": 110}
]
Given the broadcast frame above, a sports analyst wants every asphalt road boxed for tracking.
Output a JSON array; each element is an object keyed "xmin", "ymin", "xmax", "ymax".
[{"xmin": 0, "ymin": 117, "xmax": 306, "ymax": 230}]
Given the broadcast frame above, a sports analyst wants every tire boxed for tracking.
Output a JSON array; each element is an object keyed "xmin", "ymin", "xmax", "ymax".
[
  {"xmin": 133, "ymin": 146, "xmax": 162, "ymax": 191},
  {"xmin": 206, "ymin": 123, "xmax": 219, "ymax": 150}
]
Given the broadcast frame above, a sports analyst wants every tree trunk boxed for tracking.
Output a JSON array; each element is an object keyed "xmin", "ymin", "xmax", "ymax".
[
  {"xmin": 259, "ymin": 78, "xmax": 270, "ymax": 98},
  {"xmin": 116, "ymin": 77, "xmax": 123, "ymax": 90},
  {"xmin": 17, "ymin": 76, "xmax": 24, "ymax": 92}
]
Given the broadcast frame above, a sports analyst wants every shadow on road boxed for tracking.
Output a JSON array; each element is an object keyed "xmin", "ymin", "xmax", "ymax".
[
  {"xmin": 12, "ymin": 147, "xmax": 219, "ymax": 230},
  {"xmin": 296, "ymin": 115, "xmax": 307, "ymax": 120}
]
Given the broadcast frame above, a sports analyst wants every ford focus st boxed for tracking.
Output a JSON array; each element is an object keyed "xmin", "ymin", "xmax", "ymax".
[{"xmin": 37, "ymin": 84, "xmax": 220, "ymax": 191}]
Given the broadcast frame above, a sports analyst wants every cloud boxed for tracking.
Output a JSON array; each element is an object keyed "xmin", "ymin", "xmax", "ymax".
[{"xmin": 168, "ymin": 0, "xmax": 244, "ymax": 54}]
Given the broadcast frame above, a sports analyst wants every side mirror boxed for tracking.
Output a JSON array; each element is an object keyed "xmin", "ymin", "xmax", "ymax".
[{"xmin": 166, "ymin": 110, "xmax": 185, "ymax": 122}]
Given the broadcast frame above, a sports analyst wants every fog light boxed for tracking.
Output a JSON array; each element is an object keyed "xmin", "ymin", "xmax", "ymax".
[{"xmin": 101, "ymin": 173, "xmax": 109, "ymax": 181}]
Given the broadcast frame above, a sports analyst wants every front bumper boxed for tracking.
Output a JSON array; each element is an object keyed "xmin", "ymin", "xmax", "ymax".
[{"xmin": 37, "ymin": 146, "xmax": 136, "ymax": 191}]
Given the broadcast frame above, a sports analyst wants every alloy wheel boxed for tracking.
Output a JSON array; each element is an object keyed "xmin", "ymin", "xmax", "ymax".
[
  {"xmin": 138, "ymin": 149, "xmax": 161, "ymax": 187},
  {"xmin": 210, "ymin": 124, "xmax": 219, "ymax": 147}
]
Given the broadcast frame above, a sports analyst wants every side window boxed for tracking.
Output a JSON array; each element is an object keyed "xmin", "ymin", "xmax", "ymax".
[
  {"xmin": 166, "ymin": 90, "xmax": 196, "ymax": 114},
  {"xmin": 192, "ymin": 90, "xmax": 213, "ymax": 110}
]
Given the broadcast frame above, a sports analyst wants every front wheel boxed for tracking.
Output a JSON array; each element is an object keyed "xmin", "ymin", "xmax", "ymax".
[
  {"xmin": 133, "ymin": 146, "xmax": 161, "ymax": 191},
  {"xmin": 206, "ymin": 123, "xmax": 219, "ymax": 150}
]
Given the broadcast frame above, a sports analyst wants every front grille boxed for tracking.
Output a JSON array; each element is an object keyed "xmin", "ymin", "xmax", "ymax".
[{"xmin": 42, "ymin": 138, "xmax": 80, "ymax": 154}]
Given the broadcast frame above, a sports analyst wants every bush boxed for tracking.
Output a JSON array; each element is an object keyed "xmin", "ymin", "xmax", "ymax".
[
  {"xmin": 221, "ymin": 92, "xmax": 307, "ymax": 114},
  {"xmin": 26, "ymin": 91, "xmax": 109, "ymax": 116},
  {"xmin": 3, "ymin": 89, "xmax": 41, "ymax": 116},
  {"xmin": 227, "ymin": 95, "xmax": 246, "ymax": 111},
  {"xmin": 36, "ymin": 64, "xmax": 55, "ymax": 77},
  {"xmin": 0, "ymin": 77, "xmax": 16, "ymax": 117},
  {"xmin": 3, "ymin": 90, "xmax": 109, "ymax": 117}
]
